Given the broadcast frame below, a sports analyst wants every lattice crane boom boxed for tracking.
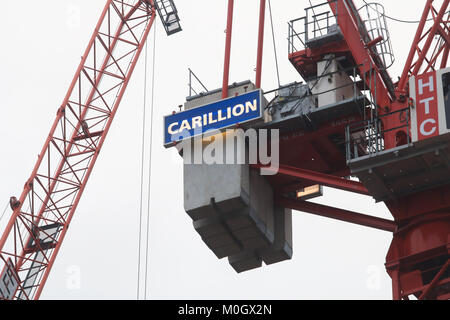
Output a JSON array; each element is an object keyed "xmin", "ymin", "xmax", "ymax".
[
  {"xmin": 0, "ymin": 0, "xmax": 179, "ymax": 300},
  {"xmin": 398, "ymin": 0, "xmax": 450, "ymax": 93}
]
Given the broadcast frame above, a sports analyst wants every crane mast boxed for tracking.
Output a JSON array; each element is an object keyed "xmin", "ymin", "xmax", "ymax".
[
  {"xmin": 287, "ymin": 0, "xmax": 450, "ymax": 300},
  {"xmin": 167, "ymin": 0, "xmax": 449, "ymax": 300},
  {"xmin": 326, "ymin": 0, "xmax": 450, "ymax": 299},
  {"xmin": 0, "ymin": 0, "xmax": 160, "ymax": 300}
]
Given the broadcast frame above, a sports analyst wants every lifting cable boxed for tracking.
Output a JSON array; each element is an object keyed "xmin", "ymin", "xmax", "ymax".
[
  {"xmin": 136, "ymin": 30, "xmax": 148, "ymax": 300},
  {"xmin": 361, "ymin": 0, "xmax": 450, "ymax": 24},
  {"xmin": 137, "ymin": 21, "xmax": 157, "ymax": 300},
  {"xmin": 0, "ymin": 200, "xmax": 9, "ymax": 222},
  {"xmin": 268, "ymin": 0, "xmax": 281, "ymax": 88},
  {"xmin": 144, "ymin": 20, "xmax": 157, "ymax": 301}
]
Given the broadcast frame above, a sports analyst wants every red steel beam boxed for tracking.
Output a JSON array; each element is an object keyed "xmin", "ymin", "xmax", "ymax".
[
  {"xmin": 253, "ymin": 164, "xmax": 370, "ymax": 196},
  {"xmin": 410, "ymin": 1, "xmax": 450, "ymax": 77},
  {"xmin": 398, "ymin": 0, "xmax": 450, "ymax": 92},
  {"xmin": 222, "ymin": 0, "xmax": 234, "ymax": 99},
  {"xmin": 398, "ymin": 0, "xmax": 433, "ymax": 92},
  {"xmin": 327, "ymin": 0, "xmax": 393, "ymax": 106},
  {"xmin": 365, "ymin": 36, "xmax": 383, "ymax": 49},
  {"xmin": 277, "ymin": 197, "xmax": 397, "ymax": 232},
  {"xmin": 441, "ymin": 45, "xmax": 450, "ymax": 69},
  {"xmin": 437, "ymin": 25, "xmax": 450, "ymax": 46},
  {"xmin": 419, "ymin": 259, "xmax": 450, "ymax": 300},
  {"xmin": 390, "ymin": 269, "xmax": 402, "ymax": 300},
  {"xmin": 327, "ymin": 0, "xmax": 399, "ymax": 149},
  {"xmin": 255, "ymin": 0, "xmax": 266, "ymax": 88}
]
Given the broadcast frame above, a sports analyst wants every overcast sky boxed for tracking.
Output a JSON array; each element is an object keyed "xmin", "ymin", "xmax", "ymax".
[{"xmin": 0, "ymin": 0, "xmax": 436, "ymax": 300}]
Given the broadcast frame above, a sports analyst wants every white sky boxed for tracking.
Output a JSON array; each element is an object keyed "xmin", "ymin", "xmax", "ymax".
[{"xmin": 0, "ymin": 0, "xmax": 434, "ymax": 299}]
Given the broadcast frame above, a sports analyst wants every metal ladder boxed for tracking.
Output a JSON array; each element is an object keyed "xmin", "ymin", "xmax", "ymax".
[{"xmin": 154, "ymin": 0, "xmax": 182, "ymax": 35}]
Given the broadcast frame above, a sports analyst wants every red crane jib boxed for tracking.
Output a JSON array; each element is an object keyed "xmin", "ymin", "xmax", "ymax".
[{"xmin": 0, "ymin": 0, "xmax": 156, "ymax": 300}]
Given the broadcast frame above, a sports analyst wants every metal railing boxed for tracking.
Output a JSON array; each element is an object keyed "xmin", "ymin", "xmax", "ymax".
[
  {"xmin": 358, "ymin": 2, "xmax": 395, "ymax": 70},
  {"xmin": 288, "ymin": 0, "xmax": 338, "ymax": 54},
  {"xmin": 345, "ymin": 108, "xmax": 411, "ymax": 161},
  {"xmin": 188, "ymin": 68, "xmax": 208, "ymax": 97}
]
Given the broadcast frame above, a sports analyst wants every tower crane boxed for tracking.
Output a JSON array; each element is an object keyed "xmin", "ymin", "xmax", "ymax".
[
  {"xmin": 165, "ymin": 0, "xmax": 449, "ymax": 300},
  {"xmin": 1, "ymin": 0, "xmax": 449, "ymax": 301},
  {"xmin": 0, "ymin": 0, "xmax": 181, "ymax": 300}
]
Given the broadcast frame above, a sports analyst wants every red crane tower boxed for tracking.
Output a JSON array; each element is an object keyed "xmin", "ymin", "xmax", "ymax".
[
  {"xmin": 277, "ymin": 0, "xmax": 450, "ymax": 300},
  {"xmin": 282, "ymin": 0, "xmax": 450, "ymax": 299},
  {"xmin": 164, "ymin": 0, "xmax": 449, "ymax": 300},
  {"xmin": 0, "ymin": 0, "xmax": 181, "ymax": 300}
]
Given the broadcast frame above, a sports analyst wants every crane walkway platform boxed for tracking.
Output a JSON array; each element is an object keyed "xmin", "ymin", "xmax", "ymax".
[{"xmin": 348, "ymin": 137, "xmax": 450, "ymax": 201}]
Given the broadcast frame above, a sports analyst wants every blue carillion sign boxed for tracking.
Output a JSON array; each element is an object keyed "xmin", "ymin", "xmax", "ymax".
[{"xmin": 163, "ymin": 89, "xmax": 263, "ymax": 146}]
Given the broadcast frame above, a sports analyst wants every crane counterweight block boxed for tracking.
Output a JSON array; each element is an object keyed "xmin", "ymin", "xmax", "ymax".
[{"xmin": 171, "ymin": 81, "xmax": 294, "ymax": 273}]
